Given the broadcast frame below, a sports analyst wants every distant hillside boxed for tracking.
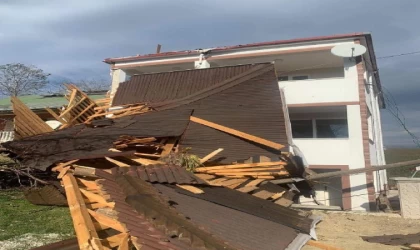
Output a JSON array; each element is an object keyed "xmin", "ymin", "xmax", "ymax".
[{"xmin": 385, "ymin": 148, "xmax": 420, "ymax": 184}]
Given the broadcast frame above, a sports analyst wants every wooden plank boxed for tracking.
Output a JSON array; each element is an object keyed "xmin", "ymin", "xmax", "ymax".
[
  {"xmin": 213, "ymin": 171, "xmax": 289, "ymax": 176},
  {"xmin": 252, "ymin": 190, "xmax": 275, "ymax": 199},
  {"xmin": 117, "ymin": 233, "xmax": 130, "ymax": 250},
  {"xmin": 67, "ymin": 103, "xmax": 96, "ymax": 125},
  {"xmin": 193, "ymin": 173, "xmax": 218, "ymax": 181},
  {"xmin": 208, "ymin": 166, "xmax": 286, "ymax": 173},
  {"xmin": 245, "ymin": 179, "xmax": 266, "ymax": 187},
  {"xmin": 57, "ymin": 166, "xmax": 71, "ymax": 179},
  {"xmin": 218, "ymin": 178, "xmax": 247, "ymax": 187},
  {"xmin": 207, "ymin": 177, "xmax": 229, "ymax": 186},
  {"xmin": 87, "ymin": 209, "xmax": 127, "ymax": 233},
  {"xmin": 190, "ymin": 116, "xmax": 284, "ymax": 150},
  {"xmin": 196, "ymin": 161, "xmax": 286, "ymax": 172},
  {"xmin": 223, "ymin": 176, "xmax": 275, "ymax": 179},
  {"xmin": 176, "ymin": 184, "xmax": 204, "ymax": 194},
  {"xmin": 105, "ymin": 157, "xmax": 130, "ymax": 167},
  {"xmin": 306, "ymin": 240, "xmax": 343, "ymax": 250},
  {"xmin": 51, "ymin": 159, "xmax": 79, "ymax": 172},
  {"xmin": 270, "ymin": 191, "xmax": 286, "ymax": 200},
  {"xmin": 62, "ymin": 173, "xmax": 104, "ymax": 250},
  {"xmin": 237, "ymin": 186, "xmax": 259, "ymax": 193},
  {"xmin": 77, "ymin": 178, "xmax": 100, "ymax": 190},
  {"xmin": 160, "ymin": 137, "xmax": 177, "ymax": 157},
  {"xmin": 11, "ymin": 97, "xmax": 53, "ymax": 138},
  {"xmin": 101, "ymin": 233, "xmax": 126, "ymax": 248},
  {"xmin": 86, "ymin": 203, "xmax": 109, "ymax": 210},
  {"xmin": 45, "ymin": 107, "xmax": 67, "ymax": 124},
  {"xmin": 200, "ymin": 148, "xmax": 224, "ymax": 163},
  {"xmin": 59, "ymin": 96, "xmax": 87, "ymax": 118},
  {"xmin": 80, "ymin": 189, "xmax": 115, "ymax": 208}
]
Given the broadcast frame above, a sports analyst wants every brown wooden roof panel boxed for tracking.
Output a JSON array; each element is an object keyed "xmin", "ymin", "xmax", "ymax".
[{"xmin": 112, "ymin": 64, "xmax": 254, "ymax": 106}]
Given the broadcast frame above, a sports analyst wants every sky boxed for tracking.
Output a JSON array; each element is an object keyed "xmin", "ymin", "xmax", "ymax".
[{"xmin": 0, "ymin": 0, "xmax": 419, "ymax": 148}]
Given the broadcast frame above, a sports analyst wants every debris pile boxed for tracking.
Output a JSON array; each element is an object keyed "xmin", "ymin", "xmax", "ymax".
[{"xmin": 1, "ymin": 63, "xmax": 345, "ymax": 250}]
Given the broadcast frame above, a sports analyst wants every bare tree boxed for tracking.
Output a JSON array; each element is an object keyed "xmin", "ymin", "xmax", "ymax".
[
  {"xmin": 73, "ymin": 78, "xmax": 110, "ymax": 93},
  {"xmin": 0, "ymin": 63, "xmax": 50, "ymax": 96}
]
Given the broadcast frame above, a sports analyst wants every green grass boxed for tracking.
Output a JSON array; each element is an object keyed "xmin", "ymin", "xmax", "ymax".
[
  {"xmin": 0, "ymin": 189, "xmax": 74, "ymax": 242},
  {"xmin": 385, "ymin": 148, "xmax": 420, "ymax": 186}
]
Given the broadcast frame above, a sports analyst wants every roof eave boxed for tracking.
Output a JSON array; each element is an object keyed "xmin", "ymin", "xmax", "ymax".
[{"xmin": 103, "ymin": 33, "xmax": 368, "ymax": 64}]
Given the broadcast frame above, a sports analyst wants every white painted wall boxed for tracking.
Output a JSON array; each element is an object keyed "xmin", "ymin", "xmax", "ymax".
[
  {"xmin": 110, "ymin": 69, "xmax": 127, "ymax": 95},
  {"xmin": 293, "ymin": 139, "xmax": 350, "ymax": 165},
  {"xmin": 279, "ymin": 77, "xmax": 359, "ymax": 105}
]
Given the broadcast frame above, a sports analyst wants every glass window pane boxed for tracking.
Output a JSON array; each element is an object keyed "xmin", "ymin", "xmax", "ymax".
[
  {"xmin": 292, "ymin": 75, "xmax": 309, "ymax": 80},
  {"xmin": 316, "ymin": 119, "xmax": 348, "ymax": 138},
  {"xmin": 291, "ymin": 120, "xmax": 313, "ymax": 138},
  {"xmin": 278, "ymin": 76, "xmax": 289, "ymax": 81}
]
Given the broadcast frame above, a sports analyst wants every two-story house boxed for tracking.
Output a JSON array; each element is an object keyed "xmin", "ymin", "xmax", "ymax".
[{"xmin": 104, "ymin": 33, "xmax": 386, "ymax": 211}]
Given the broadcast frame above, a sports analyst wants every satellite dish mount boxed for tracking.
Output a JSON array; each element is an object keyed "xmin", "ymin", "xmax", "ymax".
[{"xmin": 331, "ymin": 44, "xmax": 367, "ymax": 60}]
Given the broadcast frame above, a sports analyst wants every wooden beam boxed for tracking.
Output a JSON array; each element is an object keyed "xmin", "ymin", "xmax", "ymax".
[
  {"xmin": 101, "ymin": 233, "xmax": 127, "ymax": 249},
  {"xmin": 160, "ymin": 137, "xmax": 177, "ymax": 157},
  {"xmin": 117, "ymin": 233, "xmax": 130, "ymax": 250},
  {"xmin": 52, "ymin": 159, "xmax": 79, "ymax": 172},
  {"xmin": 200, "ymin": 148, "xmax": 224, "ymax": 163},
  {"xmin": 105, "ymin": 157, "xmax": 130, "ymax": 167},
  {"xmin": 45, "ymin": 107, "xmax": 67, "ymax": 124},
  {"xmin": 80, "ymin": 189, "xmax": 115, "ymax": 208},
  {"xmin": 190, "ymin": 116, "xmax": 284, "ymax": 150},
  {"xmin": 196, "ymin": 161, "xmax": 286, "ymax": 171},
  {"xmin": 176, "ymin": 184, "xmax": 204, "ymax": 194},
  {"xmin": 87, "ymin": 209, "xmax": 127, "ymax": 233},
  {"xmin": 62, "ymin": 173, "xmax": 104, "ymax": 250},
  {"xmin": 207, "ymin": 166, "xmax": 286, "ymax": 173},
  {"xmin": 57, "ymin": 166, "xmax": 71, "ymax": 179}
]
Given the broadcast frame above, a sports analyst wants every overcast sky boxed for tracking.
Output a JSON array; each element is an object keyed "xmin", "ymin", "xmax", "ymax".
[{"xmin": 0, "ymin": 0, "xmax": 419, "ymax": 148}]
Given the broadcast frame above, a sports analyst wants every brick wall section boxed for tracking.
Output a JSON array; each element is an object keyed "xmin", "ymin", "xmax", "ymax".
[{"xmin": 355, "ymin": 40, "xmax": 377, "ymax": 210}]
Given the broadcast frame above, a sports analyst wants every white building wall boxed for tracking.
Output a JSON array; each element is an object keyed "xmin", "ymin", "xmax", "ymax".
[
  {"xmin": 110, "ymin": 69, "xmax": 127, "ymax": 95},
  {"xmin": 293, "ymin": 139, "xmax": 350, "ymax": 165},
  {"xmin": 279, "ymin": 78, "xmax": 359, "ymax": 105}
]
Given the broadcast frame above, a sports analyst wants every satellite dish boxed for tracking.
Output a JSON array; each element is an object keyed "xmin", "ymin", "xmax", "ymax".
[{"xmin": 331, "ymin": 44, "xmax": 367, "ymax": 58}]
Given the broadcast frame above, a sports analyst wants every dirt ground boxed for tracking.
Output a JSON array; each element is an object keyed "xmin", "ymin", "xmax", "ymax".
[{"xmin": 302, "ymin": 211, "xmax": 420, "ymax": 250}]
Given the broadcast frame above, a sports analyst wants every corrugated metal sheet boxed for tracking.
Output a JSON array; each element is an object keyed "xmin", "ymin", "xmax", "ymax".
[
  {"xmin": 3, "ymin": 109, "xmax": 192, "ymax": 171},
  {"xmin": 155, "ymin": 184, "xmax": 309, "ymax": 250},
  {"xmin": 121, "ymin": 164, "xmax": 207, "ymax": 185},
  {"xmin": 96, "ymin": 170, "xmax": 191, "ymax": 250},
  {"xmin": 112, "ymin": 64, "xmax": 254, "ymax": 106},
  {"xmin": 112, "ymin": 63, "xmax": 290, "ymax": 164}
]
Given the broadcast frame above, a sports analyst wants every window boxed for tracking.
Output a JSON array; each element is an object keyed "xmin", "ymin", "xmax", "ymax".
[
  {"xmin": 291, "ymin": 120, "xmax": 313, "ymax": 138},
  {"xmin": 316, "ymin": 119, "xmax": 348, "ymax": 138},
  {"xmin": 291, "ymin": 119, "xmax": 348, "ymax": 139},
  {"xmin": 291, "ymin": 75, "xmax": 309, "ymax": 80},
  {"xmin": 277, "ymin": 76, "xmax": 289, "ymax": 81}
]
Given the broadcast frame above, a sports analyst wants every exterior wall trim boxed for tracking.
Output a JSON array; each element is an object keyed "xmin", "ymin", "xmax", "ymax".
[
  {"xmin": 308, "ymin": 165, "xmax": 351, "ymax": 210},
  {"xmin": 287, "ymin": 101, "xmax": 359, "ymax": 107},
  {"xmin": 355, "ymin": 39, "xmax": 377, "ymax": 210},
  {"xmin": 111, "ymin": 46, "xmax": 334, "ymax": 70}
]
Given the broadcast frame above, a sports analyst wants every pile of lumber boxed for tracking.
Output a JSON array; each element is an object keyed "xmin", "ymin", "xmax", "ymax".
[
  {"xmin": 11, "ymin": 96, "xmax": 53, "ymax": 139},
  {"xmin": 46, "ymin": 84, "xmax": 100, "ymax": 128},
  {"xmin": 195, "ymin": 161, "xmax": 289, "ymax": 179}
]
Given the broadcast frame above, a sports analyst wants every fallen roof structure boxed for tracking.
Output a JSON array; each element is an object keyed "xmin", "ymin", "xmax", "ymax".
[{"xmin": 0, "ymin": 62, "xmax": 351, "ymax": 250}]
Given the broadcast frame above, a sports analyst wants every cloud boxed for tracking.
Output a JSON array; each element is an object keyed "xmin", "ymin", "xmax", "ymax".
[{"xmin": 0, "ymin": 0, "xmax": 419, "ymax": 147}]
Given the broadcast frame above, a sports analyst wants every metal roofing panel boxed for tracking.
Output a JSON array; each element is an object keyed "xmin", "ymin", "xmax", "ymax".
[{"xmin": 112, "ymin": 64, "xmax": 253, "ymax": 106}]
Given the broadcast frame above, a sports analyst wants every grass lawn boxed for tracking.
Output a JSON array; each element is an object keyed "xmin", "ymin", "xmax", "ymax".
[
  {"xmin": 385, "ymin": 148, "xmax": 420, "ymax": 186},
  {"xmin": 0, "ymin": 189, "xmax": 74, "ymax": 249}
]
